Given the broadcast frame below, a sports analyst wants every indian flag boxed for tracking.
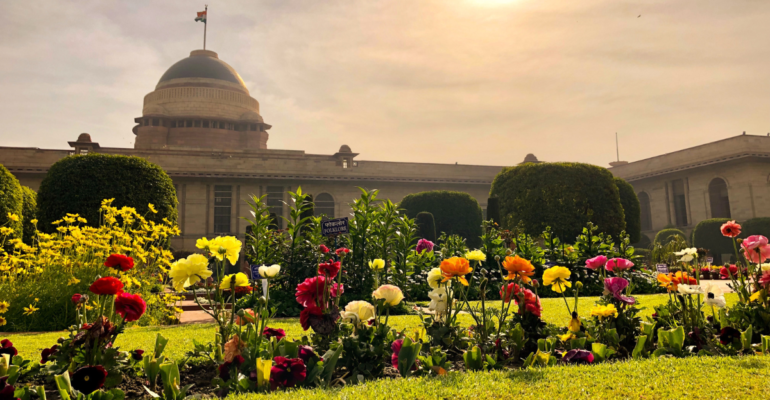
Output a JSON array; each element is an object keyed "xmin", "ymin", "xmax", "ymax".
[{"xmin": 195, "ymin": 10, "xmax": 207, "ymax": 23}]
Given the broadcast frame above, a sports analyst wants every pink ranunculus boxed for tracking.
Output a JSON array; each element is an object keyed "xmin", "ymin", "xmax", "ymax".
[
  {"xmin": 745, "ymin": 244, "xmax": 770, "ymax": 264},
  {"xmin": 605, "ymin": 258, "xmax": 634, "ymax": 272},
  {"xmin": 741, "ymin": 235, "xmax": 768, "ymax": 251},
  {"xmin": 585, "ymin": 255, "xmax": 607, "ymax": 270},
  {"xmin": 604, "ymin": 277, "xmax": 635, "ymax": 305},
  {"xmin": 416, "ymin": 239, "xmax": 435, "ymax": 254}
]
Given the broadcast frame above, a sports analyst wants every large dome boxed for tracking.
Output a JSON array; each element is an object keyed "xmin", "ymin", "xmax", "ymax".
[{"xmin": 155, "ymin": 50, "xmax": 247, "ymax": 92}]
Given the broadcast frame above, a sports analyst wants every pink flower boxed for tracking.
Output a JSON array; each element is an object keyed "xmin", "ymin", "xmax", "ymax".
[
  {"xmin": 317, "ymin": 259, "xmax": 341, "ymax": 278},
  {"xmin": 605, "ymin": 258, "xmax": 634, "ymax": 272},
  {"xmin": 390, "ymin": 339, "xmax": 418, "ymax": 371},
  {"xmin": 295, "ymin": 276, "xmax": 343, "ymax": 307},
  {"xmin": 720, "ymin": 221, "xmax": 741, "ymax": 238},
  {"xmin": 744, "ymin": 244, "xmax": 770, "ymax": 264},
  {"xmin": 585, "ymin": 255, "xmax": 607, "ymax": 270},
  {"xmin": 318, "ymin": 245, "xmax": 330, "ymax": 254},
  {"xmin": 741, "ymin": 235, "xmax": 768, "ymax": 251},
  {"xmin": 759, "ymin": 270, "xmax": 770, "ymax": 287},
  {"xmin": 416, "ymin": 239, "xmax": 435, "ymax": 254},
  {"xmin": 604, "ymin": 277, "xmax": 635, "ymax": 305}
]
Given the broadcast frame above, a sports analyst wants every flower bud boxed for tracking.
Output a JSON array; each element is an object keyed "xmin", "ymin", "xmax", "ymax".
[
  {"xmin": 532, "ymin": 279, "xmax": 540, "ymax": 288},
  {"xmin": 494, "ymin": 255, "xmax": 500, "ymax": 261},
  {"xmin": 258, "ymin": 296, "xmax": 267, "ymax": 306},
  {"xmin": 736, "ymin": 238, "xmax": 743, "ymax": 244},
  {"xmin": 505, "ymin": 249, "xmax": 513, "ymax": 255},
  {"xmin": 575, "ymin": 281, "xmax": 584, "ymax": 290},
  {"xmin": 237, "ymin": 309, "xmax": 246, "ymax": 317}
]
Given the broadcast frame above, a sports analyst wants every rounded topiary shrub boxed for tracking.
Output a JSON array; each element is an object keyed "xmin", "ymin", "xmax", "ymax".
[
  {"xmin": 0, "ymin": 164, "xmax": 23, "ymax": 242},
  {"xmin": 654, "ymin": 228, "xmax": 688, "ymax": 245},
  {"xmin": 692, "ymin": 218, "xmax": 732, "ymax": 263},
  {"xmin": 614, "ymin": 177, "xmax": 641, "ymax": 243},
  {"xmin": 740, "ymin": 217, "xmax": 770, "ymax": 239},
  {"xmin": 486, "ymin": 197, "xmax": 501, "ymax": 224},
  {"xmin": 489, "ymin": 162, "xmax": 626, "ymax": 242},
  {"xmin": 415, "ymin": 211, "xmax": 437, "ymax": 242},
  {"xmin": 20, "ymin": 186, "xmax": 37, "ymax": 244},
  {"xmin": 399, "ymin": 191, "xmax": 483, "ymax": 248},
  {"xmin": 37, "ymin": 154, "xmax": 178, "ymax": 232},
  {"xmin": 632, "ymin": 233, "xmax": 652, "ymax": 249}
]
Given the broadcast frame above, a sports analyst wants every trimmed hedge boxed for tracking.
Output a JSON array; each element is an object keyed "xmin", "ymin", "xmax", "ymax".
[
  {"xmin": 486, "ymin": 197, "xmax": 501, "ymax": 225},
  {"xmin": 632, "ymin": 233, "xmax": 651, "ymax": 249},
  {"xmin": 614, "ymin": 178, "xmax": 641, "ymax": 243},
  {"xmin": 415, "ymin": 211, "xmax": 437, "ymax": 242},
  {"xmin": 692, "ymin": 218, "xmax": 733, "ymax": 261},
  {"xmin": 739, "ymin": 217, "xmax": 770, "ymax": 239},
  {"xmin": 0, "ymin": 163, "xmax": 23, "ymax": 242},
  {"xmin": 20, "ymin": 186, "xmax": 37, "ymax": 245},
  {"xmin": 654, "ymin": 228, "xmax": 688, "ymax": 245},
  {"xmin": 37, "ymin": 154, "xmax": 178, "ymax": 232},
  {"xmin": 399, "ymin": 191, "xmax": 483, "ymax": 248},
  {"xmin": 489, "ymin": 162, "xmax": 626, "ymax": 242}
]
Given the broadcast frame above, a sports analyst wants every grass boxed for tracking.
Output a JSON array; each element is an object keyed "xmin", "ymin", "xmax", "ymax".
[
  {"xmin": 226, "ymin": 356, "xmax": 770, "ymax": 400},
  {"xmin": 5, "ymin": 293, "xmax": 739, "ymax": 362}
]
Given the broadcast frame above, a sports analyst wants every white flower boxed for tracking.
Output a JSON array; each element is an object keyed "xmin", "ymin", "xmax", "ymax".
[
  {"xmin": 342, "ymin": 300, "xmax": 375, "ymax": 325},
  {"xmin": 701, "ymin": 282, "xmax": 726, "ymax": 308},
  {"xmin": 258, "ymin": 264, "xmax": 281, "ymax": 278},
  {"xmin": 428, "ymin": 287, "xmax": 448, "ymax": 316},
  {"xmin": 677, "ymin": 284, "xmax": 703, "ymax": 295},
  {"xmin": 674, "ymin": 248, "xmax": 698, "ymax": 263},
  {"xmin": 427, "ymin": 268, "xmax": 443, "ymax": 289}
]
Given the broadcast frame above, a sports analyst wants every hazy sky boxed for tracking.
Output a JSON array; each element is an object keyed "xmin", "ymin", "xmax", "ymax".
[{"xmin": 1, "ymin": 0, "xmax": 769, "ymax": 167}]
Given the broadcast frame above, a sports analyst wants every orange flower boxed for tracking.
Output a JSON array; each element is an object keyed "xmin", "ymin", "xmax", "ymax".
[
  {"xmin": 658, "ymin": 272, "xmax": 696, "ymax": 292},
  {"xmin": 502, "ymin": 256, "xmax": 535, "ymax": 283},
  {"xmin": 224, "ymin": 335, "xmax": 246, "ymax": 362},
  {"xmin": 440, "ymin": 257, "xmax": 473, "ymax": 286},
  {"xmin": 235, "ymin": 309, "xmax": 256, "ymax": 326}
]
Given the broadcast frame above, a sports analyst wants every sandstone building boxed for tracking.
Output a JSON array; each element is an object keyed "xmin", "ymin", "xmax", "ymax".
[{"xmin": 0, "ymin": 50, "xmax": 502, "ymax": 252}]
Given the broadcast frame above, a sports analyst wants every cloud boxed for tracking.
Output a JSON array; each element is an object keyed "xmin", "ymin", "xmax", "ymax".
[{"xmin": 1, "ymin": 0, "xmax": 769, "ymax": 167}]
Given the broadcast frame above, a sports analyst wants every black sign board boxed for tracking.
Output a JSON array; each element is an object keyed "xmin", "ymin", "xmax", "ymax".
[{"xmin": 322, "ymin": 217, "xmax": 349, "ymax": 236}]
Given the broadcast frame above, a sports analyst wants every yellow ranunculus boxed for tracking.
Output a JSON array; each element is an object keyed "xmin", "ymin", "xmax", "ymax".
[
  {"xmin": 465, "ymin": 250, "xmax": 486, "ymax": 262},
  {"xmin": 372, "ymin": 284, "xmax": 404, "ymax": 307},
  {"xmin": 196, "ymin": 237, "xmax": 211, "ymax": 251},
  {"xmin": 369, "ymin": 259, "xmax": 385, "ymax": 271},
  {"xmin": 342, "ymin": 300, "xmax": 376, "ymax": 324},
  {"xmin": 426, "ymin": 268, "xmax": 443, "ymax": 289},
  {"xmin": 169, "ymin": 254, "xmax": 213, "ymax": 292},
  {"xmin": 209, "ymin": 236, "xmax": 242, "ymax": 265},
  {"xmin": 543, "ymin": 266, "xmax": 572, "ymax": 293},
  {"xmin": 258, "ymin": 264, "xmax": 281, "ymax": 278},
  {"xmin": 220, "ymin": 272, "xmax": 250, "ymax": 290},
  {"xmin": 590, "ymin": 304, "xmax": 618, "ymax": 319},
  {"xmin": 750, "ymin": 290, "xmax": 764, "ymax": 303},
  {"xmin": 559, "ymin": 332, "xmax": 576, "ymax": 342}
]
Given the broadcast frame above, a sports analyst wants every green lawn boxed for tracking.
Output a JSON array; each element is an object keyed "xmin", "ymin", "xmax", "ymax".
[
  {"xmin": 5, "ymin": 293, "xmax": 739, "ymax": 362},
  {"xmin": 227, "ymin": 356, "xmax": 770, "ymax": 400}
]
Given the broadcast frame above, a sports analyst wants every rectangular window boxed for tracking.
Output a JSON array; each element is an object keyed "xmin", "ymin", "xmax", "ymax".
[
  {"xmin": 152, "ymin": 119, "xmax": 159, "ymax": 126},
  {"xmin": 203, "ymin": 120, "xmax": 209, "ymax": 128},
  {"xmin": 194, "ymin": 120, "xmax": 201, "ymax": 127},
  {"xmin": 266, "ymin": 186, "xmax": 284, "ymax": 229},
  {"xmin": 214, "ymin": 185, "xmax": 232, "ymax": 234},
  {"xmin": 672, "ymin": 179, "xmax": 688, "ymax": 227}
]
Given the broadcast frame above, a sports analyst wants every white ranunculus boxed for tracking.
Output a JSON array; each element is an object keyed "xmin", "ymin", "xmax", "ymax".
[
  {"xmin": 677, "ymin": 284, "xmax": 703, "ymax": 295},
  {"xmin": 428, "ymin": 287, "xmax": 448, "ymax": 316},
  {"xmin": 701, "ymin": 282, "xmax": 727, "ymax": 308},
  {"xmin": 674, "ymin": 248, "xmax": 698, "ymax": 263},
  {"xmin": 342, "ymin": 300, "xmax": 375, "ymax": 325},
  {"xmin": 427, "ymin": 268, "xmax": 443, "ymax": 289},
  {"xmin": 258, "ymin": 264, "xmax": 281, "ymax": 278}
]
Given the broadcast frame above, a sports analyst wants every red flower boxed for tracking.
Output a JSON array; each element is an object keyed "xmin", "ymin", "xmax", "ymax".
[
  {"xmin": 720, "ymin": 221, "xmax": 741, "ymax": 238},
  {"xmin": 217, "ymin": 355, "xmax": 245, "ymax": 381},
  {"xmin": 319, "ymin": 245, "xmax": 330, "ymax": 254},
  {"xmin": 71, "ymin": 293, "xmax": 84, "ymax": 304},
  {"xmin": 114, "ymin": 292, "xmax": 147, "ymax": 322},
  {"xmin": 720, "ymin": 265, "xmax": 739, "ymax": 280},
  {"xmin": 298, "ymin": 345, "xmax": 316, "ymax": 363},
  {"xmin": 295, "ymin": 276, "xmax": 343, "ymax": 307},
  {"xmin": 270, "ymin": 356, "xmax": 306, "ymax": 389},
  {"xmin": 40, "ymin": 345, "xmax": 59, "ymax": 364},
  {"xmin": 262, "ymin": 327, "xmax": 286, "ymax": 341},
  {"xmin": 318, "ymin": 259, "xmax": 341, "ymax": 278},
  {"xmin": 335, "ymin": 248, "xmax": 350, "ymax": 256},
  {"xmin": 390, "ymin": 339, "xmax": 418, "ymax": 371},
  {"xmin": 131, "ymin": 349, "xmax": 144, "ymax": 361},
  {"xmin": 0, "ymin": 376, "xmax": 15, "ymax": 400},
  {"xmin": 89, "ymin": 277, "xmax": 124, "ymax": 296},
  {"xmin": 300, "ymin": 306, "xmax": 323, "ymax": 331},
  {"xmin": 71, "ymin": 365, "xmax": 107, "ymax": 395},
  {"xmin": 0, "ymin": 339, "xmax": 17, "ymax": 358},
  {"xmin": 500, "ymin": 282, "xmax": 519, "ymax": 303},
  {"xmin": 104, "ymin": 254, "xmax": 134, "ymax": 272}
]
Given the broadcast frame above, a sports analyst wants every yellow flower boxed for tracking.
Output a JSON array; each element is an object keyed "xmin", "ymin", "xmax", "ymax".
[
  {"xmin": 148, "ymin": 203, "xmax": 158, "ymax": 213},
  {"xmin": 543, "ymin": 266, "xmax": 572, "ymax": 293},
  {"xmin": 750, "ymin": 290, "xmax": 764, "ymax": 303},
  {"xmin": 342, "ymin": 300, "xmax": 376, "ymax": 324},
  {"xmin": 23, "ymin": 304, "xmax": 39, "ymax": 315},
  {"xmin": 67, "ymin": 277, "xmax": 80, "ymax": 286},
  {"xmin": 427, "ymin": 268, "xmax": 443, "ymax": 289},
  {"xmin": 219, "ymin": 272, "xmax": 250, "ymax": 290},
  {"xmin": 209, "ymin": 236, "xmax": 242, "ymax": 265},
  {"xmin": 369, "ymin": 259, "xmax": 385, "ymax": 271},
  {"xmin": 465, "ymin": 250, "xmax": 486, "ymax": 262},
  {"xmin": 0, "ymin": 227, "xmax": 13, "ymax": 236},
  {"xmin": 559, "ymin": 332, "xmax": 576, "ymax": 342},
  {"xmin": 0, "ymin": 301, "xmax": 9, "ymax": 313},
  {"xmin": 30, "ymin": 219, "xmax": 37, "ymax": 225},
  {"xmin": 372, "ymin": 285, "xmax": 404, "ymax": 307},
  {"xmin": 7, "ymin": 213, "xmax": 19, "ymax": 222},
  {"xmin": 591, "ymin": 304, "xmax": 618, "ymax": 319},
  {"xmin": 196, "ymin": 237, "xmax": 211, "ymax": 251},
  {"xmin": 0, "ymin": 316, "xmax": 6, "ymax": 326},
  {"xmin": 568, "ymin": 313, "xmax": 581, "ymax": 333},
  {"xmin": 169, "ymin": 254, "xmax": 213, "ymax": 292}
]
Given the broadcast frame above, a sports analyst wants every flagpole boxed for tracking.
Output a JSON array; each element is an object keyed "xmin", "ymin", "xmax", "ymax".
[{"xmin": 203, "ymin": 5, "xmax": 208, "ymax": 50}]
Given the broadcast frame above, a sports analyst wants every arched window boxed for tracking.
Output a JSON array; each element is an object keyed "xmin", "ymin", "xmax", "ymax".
[
  {"xmin": 709, "ymin": 178, "xmax": 731, "ymax": 218},
  {"xmin": 315, "ymin": 193, "xmax": 335, "ymax": 218},
  {"xmin": 638, "ymin": 192, "xmax": 652, "ymax": 231}
]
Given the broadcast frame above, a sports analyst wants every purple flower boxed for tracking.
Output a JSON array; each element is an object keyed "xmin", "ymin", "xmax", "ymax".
[
  {"xmin": 561, "ymin": 349, "xmax": 594, "ymax": 364},
  {"xmin": 604, "ymin": 277, "xmax": 636, "ymax": 305},
  {"xmin": 416, "ymin": 239, "xmax": 434, "ymax": 254}
]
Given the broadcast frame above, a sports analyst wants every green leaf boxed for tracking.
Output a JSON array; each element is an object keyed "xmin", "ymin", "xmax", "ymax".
[
  {"xmin": 153, "ymin": 333, "xmax": 169, "ymax": 359},
  {"xmin": 632, "ymin": 335, "xmax": 647, "ymax": 360},
  {"xmin": 54, "ymin": 372, "xmax": 73, "ymax": 400},
  {"xmin": 320, "ymin": 346, "xmax": 344, "ymax": 388},
  {"xmin": 741, "ymin": 325, "xmax": 753, "ymax": 352},
  {"xmin": 462, "ymin": 345, "xmax": 484, "ymax": 371},
  {"xmin": 397, "ymin": 338, "xmax": 423, "ymax": 377}
]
